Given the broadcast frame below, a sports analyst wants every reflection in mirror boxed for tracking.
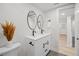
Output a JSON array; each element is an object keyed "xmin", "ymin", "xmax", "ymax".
[
  {"xmin": 37, "ymin": 15, "xmax": 44, "ymax": 34},
  {"xmin": 27, "ymin": 11, "xmax": 37, "ymax": 36}
]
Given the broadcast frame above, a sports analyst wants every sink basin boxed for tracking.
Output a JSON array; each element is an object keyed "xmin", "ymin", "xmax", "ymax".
[{"xmin": 25, "ymin": 33, "xmax": 51, "ymax": 40}]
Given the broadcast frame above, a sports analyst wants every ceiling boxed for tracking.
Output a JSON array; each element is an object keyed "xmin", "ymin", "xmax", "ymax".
[{"xmin": 30, "ymin": 3, "xmax": 74, "ymax": 13}]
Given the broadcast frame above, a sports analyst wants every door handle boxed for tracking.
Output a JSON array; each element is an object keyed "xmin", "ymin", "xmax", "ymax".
[{"xmin": 77, "ymin": 38, "xmax": 79, "ymax": 40}]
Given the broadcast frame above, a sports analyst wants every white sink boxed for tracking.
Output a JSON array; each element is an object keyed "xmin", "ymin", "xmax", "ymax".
[
  {"xmin": 0, "ymin": 42, "xmax": 21, "ymax": 56},
  {"xmin": 25, "ymin": 33, "xmax": 51, "ymax": 40}
]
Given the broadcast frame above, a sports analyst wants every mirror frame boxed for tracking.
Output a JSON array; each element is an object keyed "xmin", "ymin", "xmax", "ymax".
[
  {"xmin": 27, "ymin": 11, "xmax": 37, "ymax": 30},
  {"xmin": 37, "ymin": 15, "xmax": 43, "ymax": 29}
]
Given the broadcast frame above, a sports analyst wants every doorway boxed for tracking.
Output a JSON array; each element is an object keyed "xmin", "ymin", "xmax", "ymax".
[{"xmin": 58, "ymin": 5, "xmax": 75, "ymax": 56}]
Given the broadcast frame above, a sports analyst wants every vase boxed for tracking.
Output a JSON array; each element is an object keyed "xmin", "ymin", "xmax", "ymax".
[{"xmin": 7, "ymin": 41, "xmax": 13, "ymax": 47}]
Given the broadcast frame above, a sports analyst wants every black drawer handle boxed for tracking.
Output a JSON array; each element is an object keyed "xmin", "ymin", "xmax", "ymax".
[
  {"xmin": 77, "ymin": 38, "xmax": 79, "ymax": 40},
  {"xmin": 43, "ymin": 41, "xmax": 49, "ymax": 48},
  {"xmin": 45, "ymin": 49, "xmax": 47, "ymax": 52},
  {"xmin": 29, "ymin": 42, "xmax": 34, "ymax": 46}
]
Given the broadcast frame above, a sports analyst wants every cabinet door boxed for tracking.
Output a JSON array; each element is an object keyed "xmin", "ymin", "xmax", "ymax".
[
  {"xmin": 24, "ymin": 38, "xmax": 35, "ymax": 56},
  {"xmin": 35, "ymin": 35, "xmax": 50, "ymax": 56},
  {"xmin": 35, "ymin": 38, "xmax": 44, "ymax": 56},
  {"xmin": 42, "ymin": 35, "xmax": 50, "ymax": 55}
]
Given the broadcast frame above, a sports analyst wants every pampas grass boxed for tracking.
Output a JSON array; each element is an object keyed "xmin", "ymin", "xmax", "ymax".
[{"xmin": 0, "ymin": 21, "xmax": 15, "ymax": 41}]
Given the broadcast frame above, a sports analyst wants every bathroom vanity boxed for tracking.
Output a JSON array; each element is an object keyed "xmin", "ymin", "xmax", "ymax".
[
  {"xmin": 0, "ymin": 42, "xmax": 21, "ymax": 56},
  {"xmin": 25, "ymin": 33, "xmax": 51, "ymax": 56}
]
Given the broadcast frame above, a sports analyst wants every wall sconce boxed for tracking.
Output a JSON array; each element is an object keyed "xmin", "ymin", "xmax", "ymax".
[{"xmin": 48, "ymin": 19, "xmax": 51, "ymax": 22}]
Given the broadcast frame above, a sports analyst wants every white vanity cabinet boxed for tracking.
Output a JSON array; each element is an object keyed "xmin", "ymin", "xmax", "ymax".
[{"xmin": 25, "ymin": 33, "xmax": 51, "ymax": 56}]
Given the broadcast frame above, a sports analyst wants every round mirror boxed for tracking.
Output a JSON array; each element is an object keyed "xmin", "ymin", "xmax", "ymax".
[
  {"xmin": 27, "ymin": 11, "xmax": 37, "ymax": 30},
  {"xmin": 37, "ymin": 15, "xmax": 43, "ymax": 29}
]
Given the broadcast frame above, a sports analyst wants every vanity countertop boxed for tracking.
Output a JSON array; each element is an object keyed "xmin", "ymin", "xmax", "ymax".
[
  {"xmin": 25, "ymin": 33, "xmax": 51, "ymax": 40},
  {"xmin": 0, "ymin": 42, "xmax": 21, "ymax": 55}
]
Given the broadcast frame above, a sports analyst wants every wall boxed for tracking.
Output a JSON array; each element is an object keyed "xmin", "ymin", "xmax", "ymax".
[
  {"xmin": 67, "ymin": 16, "xmax": 72, "ymax": 47},
  {"xmin": 59, "ymin": 6, "xmax": 74, "ymax": 35},
  {"xmin": 45, "ymin": 9, "xmax": 59, "ymax": 51},
  {"xmin": 0, "ymin": 3, "xmax": 45, "ymax": 55},
  {"xmin": 72, "ymin": 20, "xmax": 75, "ymax": 37},
  {"xmin": 75, "ymin": 3, "xmax": 79, "ymax": 55}
]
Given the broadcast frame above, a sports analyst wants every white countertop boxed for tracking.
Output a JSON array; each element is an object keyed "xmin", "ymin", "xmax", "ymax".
[
  {"xmin": 0, "ymin": 42, "xmax": 21, "ymax": 55},
  {"xmin": 25, "ymin": 33, "xmax": 51, "ymax": 40}
]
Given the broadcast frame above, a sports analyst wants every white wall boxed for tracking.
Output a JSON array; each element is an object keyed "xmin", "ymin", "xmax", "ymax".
[
  {"xmin": 0, "ymin": 3, "xmax": 45, "ymax": 55},
  {"xmin": 72, "ymin": 20, "xmax": 75, "ymax": 37},
  {"xmin": 67, "ymin": 16, "xmax": 72, "ymax": 47},
  {"xmin": 59, "ymin": 6, "xmax": 74, "ymax": 35},
  {"xmin": 45, "ymin": 9, "xmax": 59, "ymax": 52},
  {"xmin": 75, "ymin": 3, "xmax": 79, "ymax": 55}
]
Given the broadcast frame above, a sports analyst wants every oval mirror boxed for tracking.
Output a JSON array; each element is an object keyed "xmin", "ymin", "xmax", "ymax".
[
  {"xmin": 37, "ymin": 15, "xmax": 43, "ymax": 29},
  {"xmin": 27, "ymin": 11, "xmax": 37, "ymax": 30}
]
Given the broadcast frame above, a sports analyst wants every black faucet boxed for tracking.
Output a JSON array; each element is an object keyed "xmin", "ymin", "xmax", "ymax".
[
  {"xmin": 41, "ymin": 29, "xmax": 44, "ymax": 34},
  {"xmin": 32, "ymin": 30, "xmax": 36, "ymax": 36}
]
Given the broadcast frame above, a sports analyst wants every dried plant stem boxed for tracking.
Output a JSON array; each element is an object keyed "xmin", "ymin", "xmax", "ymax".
[{"xmin": 1, "ymin": 21, "xmax": 15, "ymax": 41}]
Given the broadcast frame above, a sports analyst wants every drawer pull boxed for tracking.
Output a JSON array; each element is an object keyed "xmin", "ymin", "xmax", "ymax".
[
  {"xmin": 29, "ymin": 42, "xmax": 34, "ymax": 46},
  {"xmin": 45, "ymin": 49, "xmax": 47, "ymax": 52},
  {"xmin": 43, "ymin": 41, "xmax": 49, "ymax": 48},
  {"xmin": 77, "ymin": 38, "xmax": 79, "ymax": 40}
]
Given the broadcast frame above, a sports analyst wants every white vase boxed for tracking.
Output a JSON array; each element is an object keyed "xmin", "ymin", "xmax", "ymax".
[{"xmin": 7, "ymin": 41, "xmax": 13, "ymax": 47}]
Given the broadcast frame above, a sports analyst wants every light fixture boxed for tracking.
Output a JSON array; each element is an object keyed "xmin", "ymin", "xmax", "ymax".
[
  {"xmin": 76, "ymin": 10, "xmax": 79, "ymax": 13},
  {"xmin": 61, "ymin": 13, "xmax": 65, "ymax": 15}
]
